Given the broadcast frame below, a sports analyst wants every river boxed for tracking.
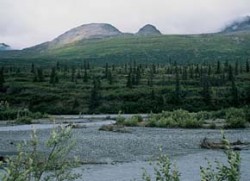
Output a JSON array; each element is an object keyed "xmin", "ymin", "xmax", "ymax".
[{"xmin": 0, "ymin": 116, "xmax": 249, "ymax": 181}]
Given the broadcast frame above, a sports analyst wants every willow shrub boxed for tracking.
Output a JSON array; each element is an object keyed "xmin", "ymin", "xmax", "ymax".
[
  {"xmin": 0, "ymin": 126, "xmax": 81, "ymax": 181},
  {"xmin": 142, "ymin": 134, "xmax": 241, "ymax": 181},
  {"xmin": 146, "ymin": 109, "xmax": 203, "ymax": 128}
]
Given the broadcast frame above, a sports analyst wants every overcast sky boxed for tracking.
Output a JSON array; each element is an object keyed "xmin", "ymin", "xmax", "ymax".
[{"xmin": 1, "ymin": 0, "xmax": 250, "ymax": 49}]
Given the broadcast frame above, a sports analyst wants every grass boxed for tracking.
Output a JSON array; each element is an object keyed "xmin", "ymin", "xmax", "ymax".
[{"xmin": 1, "ymin": 31, "xmax": 250, "ymax": 65}]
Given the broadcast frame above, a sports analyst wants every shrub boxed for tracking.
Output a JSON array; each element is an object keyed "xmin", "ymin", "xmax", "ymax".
[
  {"xmin": 0, "ymin": 126, "xmax": 81, "ymax": 181},
  {"xmin": 146, "ymin": 109, "xmax": 203, "ymax": 128},
  {"xmin": 15, "ymin": 116, "xmax": 32, "ymax": 124},
  {"xmin": 123, "ymin": 115, "xmax": 141, "ymax": 126},
  {"xmin": 116, "ymin": 111, "xmax": 126, "ymax": 125},
  {"xmin": 225, "ymin": 108, "xmax": 246, "ymax": 128},
  {"xmin": 243, "ymin": 106, "xmax": 250, "ymax": 122},
  {"xmin": 142, "ymin": 134, "xmax": 241, "ymax": 181},
  {"xmin": 200, "ymin": 133, "xmax": 241, "ymax": 181},
  {"xmin": 142, "ymin": 149, "xmax": 181, "ymax": 181}
]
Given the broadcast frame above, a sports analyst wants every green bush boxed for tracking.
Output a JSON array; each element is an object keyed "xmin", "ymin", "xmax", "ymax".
[
  {"xmin": 200, "ymin": 133, "xmax": 241, "ymax": 181},
  {"xmin": 123, "ymin": 115, "xmax": 141, "ymax": 126},
  {"xmin": 146, "ymin": 109, "xmax": 203, "ymax": 128},
  {"xmin": 243, "ymin": 106, "xmax": 250, "ymax": 122},
  {"xmin": 16, "ymin": 116, "xmax": 32, "ymax": 124},
  {"xmin": 0, "ymin": 126, "xmax": 81, "ymax": 181},
  {"xmin": 225, "ymin": 108, "xmax": 246, "ymax": 128},
  {"xmin": 142, "ymin": 150, "xmax": 181, "ymax": 181},
  {"xmin": 142, "ymin": 134, "xmax": 241, "ymax": 181},
  {"xmin": 116, "ymin": 112, "xmax": 126, "ymax": 125}
]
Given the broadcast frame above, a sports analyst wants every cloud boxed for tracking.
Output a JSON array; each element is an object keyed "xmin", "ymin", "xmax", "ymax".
[{"xmin": 0, "ymin": 0, "xmax": 250, "ymax": 49}]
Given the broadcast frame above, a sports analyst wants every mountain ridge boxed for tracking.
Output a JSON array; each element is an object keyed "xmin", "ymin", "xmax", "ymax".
[
  {"xmin": 0, "ymin": 43, "xmax": 11, "ymax": 51},
  {"xmin": 222, "ymin": 16, "xmax": 250, "ymax": 33}
]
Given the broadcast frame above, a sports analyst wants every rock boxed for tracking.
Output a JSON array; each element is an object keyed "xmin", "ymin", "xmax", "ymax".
[
  {"xmin": 99, "ymin": 124, "xmax": 131, "ymax": 133},
  {"xmin": 200, "ymin": 137, "xmax": 250, "ymax": 150},
  {"xmin": 50, "ymin": 23, "xmax": 122, "ymax": 47}
]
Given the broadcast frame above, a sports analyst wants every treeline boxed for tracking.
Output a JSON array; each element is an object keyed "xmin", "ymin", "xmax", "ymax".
[{"xmin": 0, "ymin": 60, "xmax": 249, "ymax": 115}]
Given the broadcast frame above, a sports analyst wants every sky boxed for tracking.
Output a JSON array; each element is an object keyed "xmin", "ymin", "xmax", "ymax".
[{"xmin": 0, "ymin": 0, "xmax": 250, "ymax": 49}]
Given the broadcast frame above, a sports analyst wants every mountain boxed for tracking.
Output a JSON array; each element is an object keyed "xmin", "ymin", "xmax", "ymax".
[
  {"xmin": 136, "ymin": 24, "xmax": 162, "ymax": 36},
  {"xmin": 222, "ymin": 16, "xmax": 250, "ymax": 33},
  {"xmin": 46, "ymin": 23, "xmax": 122, "ymax": 48},
  {"xmin": 1, "ymin": 22, "xmax": 250, "ymax": 65},
  {"xmin": 0, "ymin": 43, "xmax": 11, "ymax": 51}
]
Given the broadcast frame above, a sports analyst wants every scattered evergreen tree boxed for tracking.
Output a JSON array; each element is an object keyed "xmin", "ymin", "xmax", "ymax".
[
  {"xmin": 216, "ymin": 61, "xmax": 221, "ymax": 74},
  {"xmin": 107, "ymin": 70, "xmax": 113, "ymax": 85},
  {"xmin": 228, "ymin": 64, "xmax": 234, "ymax": 81},
  {"xmin": 89, "ymin": 78, "xmax": 101, "ymax": 112},
  {"xmin": 182, "ymin": 66, "xmax": 188, "ymax": 80},
  {"xmin": 49, "ymin": 67, "xmax": 58, "ymax": 85},
  {"xmin": 71, "ymin": 67, "xmax": 75, "ymax": 82},
  {"xmin": 174, "ymin": 67, "xmax": 181, "ymax": 104},
  {"xmin": 126, "ymin": 73, "xmax": 132, "ymax": 88},
  {"xmin": 31, "ymin": 63, "xmax": 35, "ymax": 73},
  {"xmin": 246, "ymin": 60, "xmax": 249, "ymax": 73},
  {"xmin": 37, "ymin": 68, "xmax": 44, "ymax": 82},
  {"xmin": 231, "ymin": 79, "xmax": 239, "ymax": 106},
  {"xmin": 105, "ymin": 63, "xmax": 109, "ymax": 78},
  {"xmin": 83, "ymin": 69, "xmax": 88, "ymax": 83},
  {"xmin": 235, "ymin": 60, "xmax": 239, "ymax": 76},
  {"xmin": 201, "ymin": 76, "xmax": 212, "ymax": 105},
  {"xmin": 0, "ymin": 67, "xmax": 5, "ymax": 89},
  {"xmin": 189, "ymin": 65, "xmax": 194, "ymax": 79}
]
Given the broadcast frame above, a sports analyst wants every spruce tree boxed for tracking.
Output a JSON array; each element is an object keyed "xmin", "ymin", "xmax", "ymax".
[
  {"xmin": 201, "ymin": 76, "xmax": 211, "ymax": 105},
  {"xmin": 174, "ymin": 67, "xmax": 181, "ymax": 104},
  {"xmin": 228, "ymin": 65, "xmax": 234, "ymax": 81},
  {"xmin": 231, "ymin": 80, "xmax": 239, "ymax": 106},
  {"xmin": 83, "ymin": 69, "xmax": 88, "ymax": 83},
  {"xmin": 126, "ymin": 73, "xmax": 132, "ymax": 88},
  {"xmin": 89, "ymin": 78, "xmax": 101, "ymax": 112},
  {"xmin": 246, "ymin": 60, "xmax": 249, "ymax": 73},
  {"xmin": 0, "ymin": 68, "xmax": 5, "ymax": 89},
  {"xmin": 216, "ymin": 61, "xmax": 221, "ymax": 74},
  {"xmin": 31, "ymin": 63, "xmax": 35, "ymax": 73}
]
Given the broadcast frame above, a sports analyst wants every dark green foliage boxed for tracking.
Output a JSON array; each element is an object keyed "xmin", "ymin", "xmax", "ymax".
[
  {"xmin": 0, "ymin": 60, "xmax": 249, "ymax": 115},
  {"xmin": 36, "ymin": 68, "xmax": 44, "ymax": 82},
  {"xmin": 246, "ymin": 60, "xmax": 249, "ymax": 72},
  {"xmin": 49, "ymin": 67, "xmax": 58, "ymax": 85},
  {"xmin": 89, "ymin": 78, "xmax": 101, "ymax": 113},
  {"xmin": 146, "ymin": 109, "xmax": 203, "ymax": 128},
  {"xmin": 16, "ymin": 116, "xmax": 32, "ymax": 124},
  {"xmin": 201, "ymin": 75, "xmax": 212, "ymax": 105},
  {"xmin": 231, "ymin": 80, "xmax": 239, "ymax": 106},
  {"xmin": 225, "ymin": 108, "xmax": 246, "ymax": 128},
  {"xmin": 0, "ymin": 67, "xmax": 4, "ymax": 89}
]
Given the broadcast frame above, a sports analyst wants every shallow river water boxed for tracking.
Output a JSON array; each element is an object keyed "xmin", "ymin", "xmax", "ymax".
[{"xmin": 0, "ymin": 116, "xmax": 249, "ymax": 181}]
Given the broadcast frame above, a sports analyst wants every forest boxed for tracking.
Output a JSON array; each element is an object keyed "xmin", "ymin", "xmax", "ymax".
[{"xmin": 0, "ymin": 59, "xmax": 249, "ymax": 120}]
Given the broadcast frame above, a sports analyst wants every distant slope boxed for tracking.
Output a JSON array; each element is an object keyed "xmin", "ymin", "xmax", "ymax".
[
  {"xmin": 1, "ymin": 25, "xmax": 250, "ymax": 65},
  {"xmin": 222, "ymin": 16, "xmax": 250, "ymax": 33},
  {"xmin": 0, "ymin": 43, "xmax": 11, "ymax": 51}
]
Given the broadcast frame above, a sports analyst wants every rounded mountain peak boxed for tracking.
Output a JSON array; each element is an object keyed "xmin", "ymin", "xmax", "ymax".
[
  {"xmin": 137, "ymin": 24, "xmax": 162, "ymax": 36},
  {"xmin": 52, "ymin": 23, "xmax": 122, "ymax": 47}
]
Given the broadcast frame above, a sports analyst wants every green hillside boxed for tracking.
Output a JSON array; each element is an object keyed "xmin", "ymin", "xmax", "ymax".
[{"xmin": 1, "ymin": 31, "xmax": 250, "ymax": 65}]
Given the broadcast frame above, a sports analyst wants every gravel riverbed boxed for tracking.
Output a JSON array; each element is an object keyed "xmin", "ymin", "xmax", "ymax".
[{"xmin": 0, "ymin": 117, "xmax": 249, "ymax": 180}]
